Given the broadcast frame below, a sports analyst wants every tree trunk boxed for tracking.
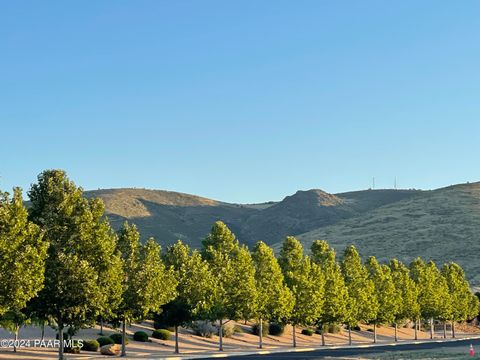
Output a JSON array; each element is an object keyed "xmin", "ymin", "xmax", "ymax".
[
  {"xmin": 14, "ymin": 326, "xmax": 19, "ymax": 353},
  {"xmin": 100, "ymin": 317, "xmax": 104, "ymax": 336},
  {"xmin": 443, "ymin": 322, "xmax": 446, "ymax": 338},
  {"xmin": 414, "ymin": 319, "xmax": 418, "ymax": 340},
  {"xmin": 174, "ymin": 325, "xmax": 179, "ymax": 354},
  {"xmin": 321, "ymin": 330, "xmax": 325, "ymax": 346},
  {"xmin": 121, "ymin": 319, "xmax": 127, "ymax": 357},
  {"xmin": 219, "ymin": 319, "xmax": 224, "ymax": 351},
  {"xmin": 430, "ymin": 318, "xmax": 433, "ymax": 339},
  {"xmin": 259, "ymin": 319, "xmax": 263, "ymax": 349},
  {"xmin": 452, "ymin": 322, "xmax": 456, "ymax": 338},
  {"xmin": 58, "ymin": 319, "xmax": 64, "ymax": 360},
  {"xmin": 41, "ymin": 322, "xmax": 45, "ymax": 342},
  {"xmin": 348, "ymin": 325, "xmax": 352, "ymax": 345},
  {"xmin": 394, "ymin": 323, "xmax": 398, "ymax": 342},
  {"xmin": 292, "ymin": 325, "xmax": 296, "ymax": 348},
  {"xmin": 373, "ymin": 322, "xmax": 377, "ymax": 343}
]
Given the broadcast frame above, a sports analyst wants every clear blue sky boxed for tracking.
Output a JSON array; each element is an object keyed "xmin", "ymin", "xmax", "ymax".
[{"xmin": 1, "ymin": 1, "xmax": 480, "ymax": 203}]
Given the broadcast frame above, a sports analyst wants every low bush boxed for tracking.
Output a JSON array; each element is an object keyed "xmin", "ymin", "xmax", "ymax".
[
  {"xmin": 219, "ymin": 322, "xmax": 235, "ymax": 338},
  {"xmin": 191, "ymin": 321, "xmax": 216, "ymax": 338},
  {"xmin": 251, "ymin": 322, "xmax": 269, "ymax": 337},
  {"xmin": 82, "ymin": 340, "xmax": 99, "ymax": 352},
  {"xmin": 64, "ymin": 340, "xmax": 82, "ymax": 354},
  {"xmin": 109, "ymin": 333, "xmax": 128, "ymax": 345},
  {"xmin": 96, "ymin": 336, "xmax": 114, "ymax": 347},
  {"xmin": 151, "ymin": 329, "xmax": 170, "ymax": 340},
  {"xmin": 327, "ymin": 324, "xmax": 341, "ymax": 334},
  {"xmin": 233, "ymin": 325, "xmax": 243, "ymax": 334},
  {"xmin": 133, "ymin": 331, "xmax": 149, "ymax": 342},
  {"xmin": 269, "ymin": 323, "xmax": 284, "ymax": 336},
  {"xmin": 352, "ymin": 325, "xmax": 361, "ymax": 331},
  {"xmin": 316, "ymin": 324, "xmax": 342, "ymax": 334},
  {"xmin": 301, "ymin": 329, "xmax": 314, "ymax": 336}
]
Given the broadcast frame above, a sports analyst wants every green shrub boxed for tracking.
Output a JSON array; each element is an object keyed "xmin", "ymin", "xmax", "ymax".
[
  {"xmin": 133, "ymin": 331, "xmax": 150, "ymax": 342},
  {"xmin": 96, "ymin": 336, "xmax": 114, "ymax": 347},
  {"xmin": 268, "ymin": 323, "xmax": 284, "ymax": 336},
  {"xmin": 151, "ymin": 329, "xmax": 170, "ymax": 340},
  {"xmin": 64, "ymin": 340, "xmax": 82, "ymax": 354},
  {"xmin": 109, "ymin": 333, "xmax": 128, "ymax": 344},
  {"xmin": 251, "ymin": 322, "xmax": 269, "ymax": 337},
  {"xmin": 82, "ymin": 340, "xmax": 99, "ymax": 352},
  {"xmin": 301, "ymin": 328, "xmax": 314, "ymax": 336},
  {"xmin": 191, "ymin": 321, "xmax": 216, "ymax": 338}
]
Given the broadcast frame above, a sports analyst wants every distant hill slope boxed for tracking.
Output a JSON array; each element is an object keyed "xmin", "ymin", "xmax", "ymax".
[
  {"xmin": 85, "ymin": 187, "xmax": 420, "ymax": 248},
  {"xmin": 84, "ymin": 188, "xmax": 258, "ymax": 248},
  {"xmin": 240, "ymin": 189, "xmax": 420, "ymax": 245},
  {"xmin": 85, "ymin": 184, "xmax": 480, "ymax": 286},
  {"xmin": 279, "ymin": 182, "xmax": 480, "ymax": 287}
]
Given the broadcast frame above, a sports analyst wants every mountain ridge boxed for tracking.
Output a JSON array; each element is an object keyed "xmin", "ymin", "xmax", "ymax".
[
  {"xmin": 84, "ymin": 182, "xmax": 480, "ymax": 286},
  {"xmin": 85, "ymin": 186, "xmax": 421, "ymax": 247}
]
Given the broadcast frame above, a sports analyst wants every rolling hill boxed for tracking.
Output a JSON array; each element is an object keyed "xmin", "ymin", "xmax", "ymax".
[
  {"xmin": 278, "ymin": 182, "xmax": 480, "ymax": 287},
  {"xmin": 86, "ymin": 183, "xmax": 480, "ymax": 286},
  {"xmin": 85, "ymin": 187, "xmax": 420, "ymax": 248}
]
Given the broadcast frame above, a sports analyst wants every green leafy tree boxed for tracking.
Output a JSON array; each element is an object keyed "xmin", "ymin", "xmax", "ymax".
[
  {"xmin": 226, "ymin": 245, "xmax": 258, "ymax": 322},
  {"xmin": 163, "ymin": 240, "xmax": 216, "ymax": 353},
  {"xmin": 442, "ymin": 262, "xmax": 473, "ymax": 338},
  {"xmin": 311, "ymin": 240, "xmax": 349, "ymax": 346},
  {"xmin": 155, "ymin": 300, "xmax": 192, "ymax": 354},
  {"xmin": 0, "ymin": 310, "xmax": 29, "ymax": 352},
  {"xmin": 0, "ymin": 188, "xmax": 47, "ymax": 318},
  {"xmin": 252, "ymin": 241, "xmax": 294, "ymax": 348},
  {"xmin": 202, "ymin": 221, "xmax": 239, "ymax": 261},
  {"xmin": 279, "ymin": 237, "xmax": 324, "ymax": 347},
  {"xmin": 366, "ymin": 257, "xmax": 398, "ymax": 343},
  {"xmin": 278, "ymin": 236, "xmax": 304, "ymax": 283},
  {"xmin": 410, "ymin": 258, "xmax": 450, "ymax": 339},
  {"xmin": 467, "ymin": 294, "xmax": 479, "ymax": 324},
  {"xmin": 115, "ymin": 221, "xmax": 141, "ymax": 356},
  {"xmin": 202, "ymin": 221, "xmax": 257, "ymax": 351},
  {"xmin": 389, "ymin": 259, "xmax": 419, "ymax": 341},
  {"xmin": 341, "ymin": 245, "xmax": 377, "ymax": 345},
  {"xmin": 28, "ymin": 170, "xmax": 123, "ymax": 360},
  {"xmin": 116, "ymin": 223, "xmax": 177, "ymax": 356}
]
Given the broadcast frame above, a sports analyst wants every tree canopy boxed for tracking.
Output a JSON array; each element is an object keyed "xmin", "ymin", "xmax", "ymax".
[{"xmin": 0, "ymin": 188, "xmax": 47, "ymax": 316}]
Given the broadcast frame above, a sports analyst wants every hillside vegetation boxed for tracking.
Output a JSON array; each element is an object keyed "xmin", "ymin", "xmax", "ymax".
[
  {"xmin": 86, "ymin": 187, "xmax": 419, "ymax": 248},
  {"xmin": 86, "ymin": 183, "xmax": 480, "ymax": 286},
  {"xmin": 285, "ymin": 182, "xmax": 480, "ymax": 287}
]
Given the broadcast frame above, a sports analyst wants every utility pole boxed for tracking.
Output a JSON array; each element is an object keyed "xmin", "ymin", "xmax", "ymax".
[
  {"xmin": 394, "ymin": 177, "xmax": 397, "ymax": 190},
  {"xmin": 372, "ymin": 177, "xmax": 375, "ymax": 190}
]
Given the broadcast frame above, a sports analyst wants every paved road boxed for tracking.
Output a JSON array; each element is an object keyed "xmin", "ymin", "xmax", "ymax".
[{"xmin": 197, "ymin": 337, "xmax": 480, "ymax": 359}]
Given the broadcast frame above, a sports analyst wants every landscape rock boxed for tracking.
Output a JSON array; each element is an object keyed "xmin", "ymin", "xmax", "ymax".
[{"xmin": 100, "ymin": 343, "xmax": 121, "ymax": 356}]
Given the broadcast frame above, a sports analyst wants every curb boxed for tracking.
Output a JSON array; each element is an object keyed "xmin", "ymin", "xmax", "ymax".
[{"xmin": 149, "ymin": 335, "xmax": 480, "ymax": 360}]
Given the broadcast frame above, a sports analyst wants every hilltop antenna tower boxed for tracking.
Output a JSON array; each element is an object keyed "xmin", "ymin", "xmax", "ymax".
[
  {"xmin": 394, "ymin": 177, "xmax": 397, "ymax": 190},
  {"xmin": 372, "ymin": 177, "xmax": 375, "ymax": 190}
]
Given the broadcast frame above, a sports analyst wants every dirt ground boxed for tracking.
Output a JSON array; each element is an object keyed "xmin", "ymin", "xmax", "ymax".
[{"xmin": 0, "ymin": 320, "xmax": 476, "ymax": 359}]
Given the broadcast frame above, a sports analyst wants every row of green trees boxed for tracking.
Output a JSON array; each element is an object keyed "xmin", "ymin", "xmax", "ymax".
[{"xmin": 0, "ymin": 170, "xmax": 478, "ymax": 360}]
